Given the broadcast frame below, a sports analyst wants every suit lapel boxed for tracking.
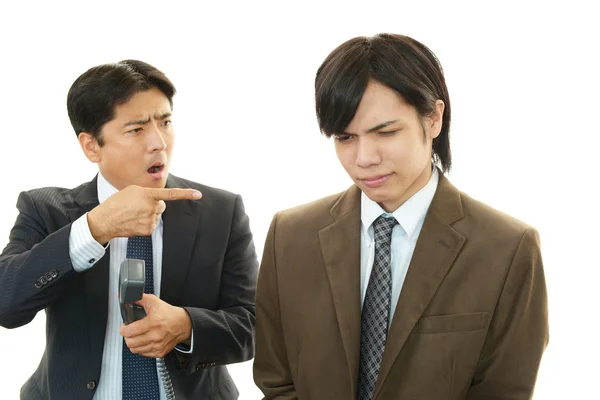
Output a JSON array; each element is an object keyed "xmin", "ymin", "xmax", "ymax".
[
  {"xmin": 319, "ymin": 185, "xmax": 362, "ymax": 398},
  {"xmin": 373, "ymin": 173, "xmax": 466, "ymax": 399},
  {"xmin": 160, "ymin": 176, "xmax": 202, "ymax": 305},
  {"xmin": 66, "ymin": 176, "xmax": 111, "ymax": 355}
]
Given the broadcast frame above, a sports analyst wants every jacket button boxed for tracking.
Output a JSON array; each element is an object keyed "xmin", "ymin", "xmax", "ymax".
[
  {"xmin": 44, "ymin": 272, "xmax": 53, "ymax": 281},
  {"xmin": 34, "ymin": 280, "xmax": 42, "ymax": 289},
  {"xmin": 40, "ymin": 276, "xmax": 47, "ymax": 285},
  {"xmin": 87, "ymin": 380, "xmax": 96, "ymax": 390},
  {"xmin": 50, "ymin": 269, "xmax": 58, "ymax": 278}
]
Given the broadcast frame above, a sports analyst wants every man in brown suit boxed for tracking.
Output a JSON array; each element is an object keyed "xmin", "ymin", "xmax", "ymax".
[{"xmin": 253, "ymin": 33, "xmax": 549, "ymax": 399}]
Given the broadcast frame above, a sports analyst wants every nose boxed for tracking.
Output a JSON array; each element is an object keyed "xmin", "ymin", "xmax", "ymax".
[
  {"xmin": 356, "ymin": 137, "xmax": 381, "ymax": 168},
  {"xmin": 147, "ymin": 124, "xmax": 167, "ymax": 153}
]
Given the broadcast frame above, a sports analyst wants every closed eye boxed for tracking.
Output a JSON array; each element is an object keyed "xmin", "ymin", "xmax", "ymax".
[
  {"xmin": 126, "ymin": 128, "xmax": 142, "ymax": 134},
  {"xmin": 379, "ymin": 130, "xmax": 398, "ymax": 136}
]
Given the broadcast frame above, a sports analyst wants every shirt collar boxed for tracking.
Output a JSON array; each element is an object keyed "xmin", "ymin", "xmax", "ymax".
[
  {"xmin": 361, "ymin": 167, "xmax": 439, "ymax": 238},
  {"xmin": 97, "ymin": 173, "xmax": 119, "ymax": 204}
]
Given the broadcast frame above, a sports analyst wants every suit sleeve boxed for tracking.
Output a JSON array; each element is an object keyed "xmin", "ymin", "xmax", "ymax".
[
  {"xmin": 467, "ymin": 228, "xmax": 549, "ymax": 399},
  {"xmin": 253, "ymin": 213, "xmax": 298, "ymax": 399},
  {"xmin": 177, "ymin": 194, "xmax": 259, "ymax": 374},
  {"xmin": 0, "ymin": 191, "xmax": 81, "ymax": 328}
]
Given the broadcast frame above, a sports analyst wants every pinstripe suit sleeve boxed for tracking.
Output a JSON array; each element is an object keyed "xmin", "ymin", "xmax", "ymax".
[{"xmin": 0, "ymin": 191, "xmax": 82, "ymax": 328}]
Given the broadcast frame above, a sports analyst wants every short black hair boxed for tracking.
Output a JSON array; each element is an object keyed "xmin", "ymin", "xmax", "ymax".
[
  {"xmin": 315, "ymin": 33, "xmax": 452, "ymax": 172},
  {"xmin": 67, "ymin": 59, "xmax": 176, "ymax": 146}
]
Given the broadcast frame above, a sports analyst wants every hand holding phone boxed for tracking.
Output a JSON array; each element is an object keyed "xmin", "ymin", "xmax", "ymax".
[{"xmin": 119, "ymin": 259, "xmax": 147, "ymax": 324}]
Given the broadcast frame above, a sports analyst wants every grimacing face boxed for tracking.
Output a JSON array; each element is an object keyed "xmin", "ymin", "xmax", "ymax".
[
  {"xmin": 78, "ymin": 87, "xmax": 174, "ymax": 190},
  {"xmin": 334, "ymin": 80, "xmax": 444, "ymax": 212}
]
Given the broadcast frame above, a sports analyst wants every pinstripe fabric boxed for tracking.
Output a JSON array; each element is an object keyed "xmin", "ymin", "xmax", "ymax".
[
  {"xmin": 69, "ymin": 215, "xmax": 105, "ymax": 270},
  {"xmin": 69, "ymin": 174, "xmax": 174, "ymax": 399},
  {"xmin": 2, "ymin": 172, "xmax": 257, "ymax": 400}
]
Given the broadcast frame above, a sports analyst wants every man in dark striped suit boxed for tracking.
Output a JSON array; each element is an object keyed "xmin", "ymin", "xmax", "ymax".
[{"xmin": 0, "ymin": 60, "xmax": 258, "ymax": 399}]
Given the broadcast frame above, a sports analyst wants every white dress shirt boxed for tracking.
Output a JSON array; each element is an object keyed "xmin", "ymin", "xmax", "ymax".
[
  {"xmin": 69, "ymin": 173, "xmax": 192, "ymax": 400},
  {"xmin": 360, "ymin": 167, "xmax": 439, "ymax": 330}
]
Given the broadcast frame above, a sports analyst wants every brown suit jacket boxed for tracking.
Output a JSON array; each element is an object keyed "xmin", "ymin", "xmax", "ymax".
[{"xmin": 253, "ymin": 173, "xmax": 548, "ymax": 399}]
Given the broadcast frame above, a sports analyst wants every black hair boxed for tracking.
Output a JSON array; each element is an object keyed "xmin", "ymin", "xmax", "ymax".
[
  {"xmin": 315, "ymin": 33, "xmax": 452, "ymax": 172},
  {"xmin": 67, "ymin": 59, "xmax": 176, "ymax": 146}
]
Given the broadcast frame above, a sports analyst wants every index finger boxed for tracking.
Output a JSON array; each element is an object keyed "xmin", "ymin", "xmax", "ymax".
[
  {"xmin": 146, "ymin": 188, "xmax": 202, "ymax": 201},
  {"xmin": 120, "ymin": 317, "xmax": 150, "ymax": 338}
]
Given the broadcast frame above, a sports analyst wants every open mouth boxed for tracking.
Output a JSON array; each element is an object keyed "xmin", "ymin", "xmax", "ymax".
[{"xmin": 148, "ymin": 164, "xmax": 164, "ymax": 174}]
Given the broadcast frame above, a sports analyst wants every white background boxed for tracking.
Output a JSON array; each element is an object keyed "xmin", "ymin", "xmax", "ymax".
[{"xmin": 0, "ymin": 1, "xmax": 598, "ymax": 399}]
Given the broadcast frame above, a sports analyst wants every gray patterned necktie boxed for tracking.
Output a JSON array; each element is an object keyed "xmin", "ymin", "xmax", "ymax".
[{"xmin": 357, "ymin": 215, "xmax": 398, "ymax": 400}]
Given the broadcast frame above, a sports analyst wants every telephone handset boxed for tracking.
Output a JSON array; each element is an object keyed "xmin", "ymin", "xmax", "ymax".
[
  {"xmin": 119, "ymin": 259, "xmax": 147, "ymax": 324},
  {"xmin": 119, "ymin": 259, "xmax": 176, "ymax": 400}
]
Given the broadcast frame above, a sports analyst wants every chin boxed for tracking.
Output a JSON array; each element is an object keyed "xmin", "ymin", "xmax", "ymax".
[
  {"xmin": 360, "ymin": 187, "xmax": 389, "ymax": 202},
  {"xmin": 362, "ymin": 185, "xmax": 403, "ymax": 205},
  {"xmin": 144, "ymin": 177, "xmax": 168, "ymax": 188},
  {"xmin": 153, "ymin": 180, "xmax": 168, "ymax": 188}
]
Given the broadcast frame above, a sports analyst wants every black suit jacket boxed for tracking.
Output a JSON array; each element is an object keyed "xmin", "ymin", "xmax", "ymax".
[{"xmin": 0, "ymin": 174, "xmax": 258, "ymax": 400}]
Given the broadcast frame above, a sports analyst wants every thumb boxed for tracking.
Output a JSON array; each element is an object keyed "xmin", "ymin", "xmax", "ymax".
[{"xmin": 135, "ymin": 293, "xmax": 158, "ymax": 314}]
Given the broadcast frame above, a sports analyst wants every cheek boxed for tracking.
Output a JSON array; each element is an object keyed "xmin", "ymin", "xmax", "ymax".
[
  {"xmin": 165, "ymin": 133, "xmax": 175, "ymax": 148},
  {"xmin": 384, "ymin": 142, "xmax": 409, "ymax": 165},
  {"xmin": 393, "ymin": 137, "xmax": 428, "ymax": 164},
  {"xmin": 166, "ymin": 141, "xmax": 175, "ymax": 157},
  {"xmin": 105, "ymin": 146, "xmax": 140, "ymax": 168}
]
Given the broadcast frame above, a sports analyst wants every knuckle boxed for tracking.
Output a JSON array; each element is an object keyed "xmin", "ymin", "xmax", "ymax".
[{"xmin": 152, "ymin": 334, "xmax": 163, "ymax": 344}]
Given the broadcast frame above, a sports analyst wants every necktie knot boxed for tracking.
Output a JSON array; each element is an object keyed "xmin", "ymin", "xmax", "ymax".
[{"xmin": 373, "ymin": 215, "xmax": 397, "ymax": 247}]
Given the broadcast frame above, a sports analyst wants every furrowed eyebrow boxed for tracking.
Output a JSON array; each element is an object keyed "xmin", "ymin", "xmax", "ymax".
[
  {"xmin": 123, "ymin": 112, "xmax": 171, "ymax": 128},
  {"xmin": 123, "ymin": 117, "xmax": 151, "ymax": 127},
  {"xmin": 365, "ymin": 120, "xmax": 399, "ymax": 133},
  {"xmin": 343, "ymin": 120, "xmax": 399, "ymax": 135},
  {"xmin": 155, "ymin": 112, "xmax": 172, "ymax": 120}
]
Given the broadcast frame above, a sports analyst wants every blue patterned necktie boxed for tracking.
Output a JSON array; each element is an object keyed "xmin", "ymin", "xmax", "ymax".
[
  {"xmin": 122, "ymin": 235, "xmax": 160, "ymax": 400},
  {"xmin": 357, "ymin": 215, "xmax": 398, "ymax": 400}
]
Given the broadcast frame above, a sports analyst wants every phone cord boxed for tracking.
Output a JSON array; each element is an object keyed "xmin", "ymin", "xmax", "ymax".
[{"xmin": 157, "ymin": 357, "xmax": 176, "ymax": 400}]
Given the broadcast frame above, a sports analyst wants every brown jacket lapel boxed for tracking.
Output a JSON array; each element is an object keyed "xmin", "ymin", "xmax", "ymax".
[
  {"xmin": 318, "ymin": 185, "xmax": 362, "ymax": 398},
  {"xmin": 316, "ymin": 172, "xmax": 468, "ymax": 398},
  {"xmin": 373, "ymin": 173, "xmax": 466, "ymax": 398}
]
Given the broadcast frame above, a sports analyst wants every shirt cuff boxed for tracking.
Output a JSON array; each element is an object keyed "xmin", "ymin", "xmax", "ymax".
[
  {"xmin": 175, "ymin": 331, "xmax": 194, "ymax": 354},
  {"xmin": 69, "ymin": 213, "xmax": 107, "ymax": 272}
]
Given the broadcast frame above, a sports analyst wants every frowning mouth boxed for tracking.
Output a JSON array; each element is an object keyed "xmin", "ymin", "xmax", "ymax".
[{"xmin": 360, "ymin": 174, "xmax": 391, "ymax": 188}]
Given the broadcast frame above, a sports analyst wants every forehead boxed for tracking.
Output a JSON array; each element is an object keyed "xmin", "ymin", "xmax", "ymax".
[
  {"xmin": 113, "ymin": 87, "xmax": 171, "ymax": 119},
  {"xmin": 346, "ymin": 80, "xmax": 418, "ymax": 132}
]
